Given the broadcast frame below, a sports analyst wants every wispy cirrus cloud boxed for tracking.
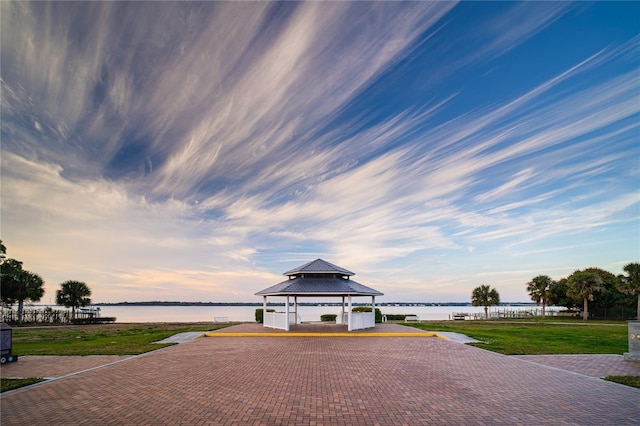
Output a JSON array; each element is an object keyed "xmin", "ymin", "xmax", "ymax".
[
  {"xmin": 472, "ymin": 2, "xmax": 571, "ymax": 61},
  {"xmin": 149, "ymin": 2, "xmax": 457, "ymax": 199},
  {"xmin": 224, "ymin": 42, "xmax": 639, "ymax": 274},
  {"xmin": 1, "ymin": 1, "xmax": 637, "ymax": 303}
]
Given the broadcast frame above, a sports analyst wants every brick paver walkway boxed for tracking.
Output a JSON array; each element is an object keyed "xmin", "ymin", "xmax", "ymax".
[
  {"xmin": 1, "ymin": 355, "xmax": 132, "ymax": 379},
  {"xmin": 213, "ymin": 323, "xmax": 431, "ymax": 334},
  {"xmin": 1, "ymin": 325, "xmax": 639, "ymax": 425},
  {"xmin": 514, "ymin": 354, "xmax": 640, "ymax": 378}
]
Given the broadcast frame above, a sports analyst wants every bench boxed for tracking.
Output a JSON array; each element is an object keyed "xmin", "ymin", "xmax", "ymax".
[
  {"xmin": 404, "ymin": 315, "xmax": 419, "ymax": 322},
  {"xmin": 213, "ymin": 317, "xmax": 230, "ymax": 323}
]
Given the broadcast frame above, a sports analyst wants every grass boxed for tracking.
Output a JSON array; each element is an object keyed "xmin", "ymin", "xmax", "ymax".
[
  {"xmin": 1, "ymin": 377, "xmax": 45, "ymax": 393},
  {"xmin": 407, "ymin": 319, "xmax": 640, "ymax": 389},
  {"xmin": 405, "ymin": 318, "xmax": 629, "ymax": 355},
  {"xmin": 11, "ymin": 318, "xmax": 628, "ymax": 357},
  {"xmin": 4, "ymin": 320, "xmax": 638, "ymax": 392},
  {"xmin": 10, "ymin": 322, "xmax": 234, "ymax": 356},
  {"xmin": 604, "ymin": 376, "xmax": 640, "ymax": 389},
  {"xmin": 3, "ymin": 323, "xmax": 235, "ymax": 393}
]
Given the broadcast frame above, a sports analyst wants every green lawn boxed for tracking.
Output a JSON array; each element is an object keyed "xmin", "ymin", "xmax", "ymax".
[
  {"xmin": 5, "ymin": 320, "xmax": 638, "ymax": 393},
  {"xmin": 1, "ymin": 377, "xmax": 45, "ymax": 393},
  {"xmin": 3, "ymin": 323, "xmax": 235, "ymax": 393},
  {"xmin": 10, "ymin": 323, "xmax": 233, "ymax": 356},
  {"xmin": 11, "ymin": 319, "xmax": 629, "ymax": 357},
  {"xmin": 604, "ymin": 376, "xmax": 640, "ymax": 388},
  {"xmin": 405, "ymin": 319, "xmax": 628, "ymax": 355},
  {"xmin": 406, "ymin": 319, "xmax": 639, "ymax": 389}
]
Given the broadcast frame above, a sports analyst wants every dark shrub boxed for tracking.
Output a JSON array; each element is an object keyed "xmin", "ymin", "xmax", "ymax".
[
  {"xmin": 351, "ymin": 306, "xmax": 383, "ymax": 323},
  {"xmin": 320, "ymin": 314, "xmax": 337, "ymax": 322},
  {"xmin": 385, "ymin": 314, "xmax": 407, "ymax": 321},
  {"xmin": 255, "ymin": 308, "xmax": 275, "ymax": 323}
]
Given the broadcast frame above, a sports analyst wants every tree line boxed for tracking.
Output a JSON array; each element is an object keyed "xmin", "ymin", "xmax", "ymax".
[
  {"xmin": 471, "ymin": 262, "xmax": 640, "ymax": 321},
  {"xmin": 0, "ymin": 240, "xmax": 93, "ymax": 323}
]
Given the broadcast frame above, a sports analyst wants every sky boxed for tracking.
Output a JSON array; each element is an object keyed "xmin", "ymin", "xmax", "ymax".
[{"xmin": 1, "ymin": 1, "xmax": 639, "ymax": 304}]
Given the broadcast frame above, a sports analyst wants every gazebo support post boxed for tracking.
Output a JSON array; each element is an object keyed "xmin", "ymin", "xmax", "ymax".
[
  {"xmin": 372, "ymin": 295, "xmax": 376, "ymax": 325},
  {"xmin": 294, "ymin": 296, "xmax": 298, "ymax": 324},
  {"xmin": 347, "ymin": 295, "xmax": 353, "ymax": 332},
  {"xmin": 341, "ymin": 296, "xmax": 345, "ymax": 325},
  {"xmin": 263, "ymin": 296, "xmax": 267, "ymax": 328},
  {"xmin": 285, "ymin": 295, "xmax": 290, "ymax": 331}
]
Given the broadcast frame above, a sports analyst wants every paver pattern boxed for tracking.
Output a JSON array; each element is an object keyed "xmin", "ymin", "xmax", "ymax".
[
  {"xmin": 514, "ymin": 354, "xmax": 640, "ymax": 378},
  {"xmin": 1, "ymin": 324, "xmax": 639, "ymax": 425},
  {"xmin": 1, "ymin": 355, "xmax": 132, "ymax": 379},
  {"xmin": 213, "ymin": 323, "xmax": 429, "ymax": 333}
]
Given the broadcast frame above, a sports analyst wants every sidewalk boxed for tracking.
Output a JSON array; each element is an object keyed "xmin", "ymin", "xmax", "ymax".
[
  {"xmin": 514, "ymin": 354, "xmax": 640, "ymax": 378},
  {"xmin": 2, "ymin": 324, "xmax": 639, "ymax": 425}
]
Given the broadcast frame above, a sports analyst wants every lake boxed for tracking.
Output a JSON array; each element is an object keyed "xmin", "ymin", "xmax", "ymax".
[{"xmin": 94, "ymin": 304, "xmax": 560, "ymax": 323}]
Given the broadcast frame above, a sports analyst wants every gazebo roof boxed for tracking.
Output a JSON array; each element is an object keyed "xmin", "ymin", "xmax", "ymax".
[
  {"xmin": 257, "ymin": 259, "xmax": 383, "ymax": 331},
  {"xmin": 256, "ymin": 259, "xmax": 383, "ymax": 297},
  {"xmin": 282, "ymin": 258, "xmax": 355, "ymax": 277},
  {"xmin": 255, "ymin": 277, "xmax": 383, "ymax": 297}
]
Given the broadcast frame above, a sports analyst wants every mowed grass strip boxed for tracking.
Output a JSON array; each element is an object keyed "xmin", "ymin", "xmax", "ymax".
[
  {"xmin": 604, "ymin": 376, "xmax": 640, "ymax": 389},
  {"xmin": 1, "ymin": 377, "xmax": 45, "ymax": 393},
  {"xmin": 10, "ymin": 320, "xmax": 630, "ymax": 356},
  {"xmin": 11, "ymin": 323, "xmax": 233, "ymax": 356},
  {"xmin": 406, "ymin": 319, "xmax": 628, "ymax": 355}
]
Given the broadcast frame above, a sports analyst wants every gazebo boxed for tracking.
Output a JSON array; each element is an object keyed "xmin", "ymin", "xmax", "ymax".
[{"xmin": 255, "ymin": 259, "xmax": 383, "ymax": 331}]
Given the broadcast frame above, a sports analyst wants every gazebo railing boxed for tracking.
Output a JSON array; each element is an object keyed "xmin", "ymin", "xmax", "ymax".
[
  {"xmin": 336, "ymin": 312, "xmax": 374, "ymax": 329},
  {"xmin": 351, "ymin": 312, "xmax": 375, "ymax": 330},
  {"xmin": 264, "ymin": 311, "xmax": 289, "ymax": 330}
]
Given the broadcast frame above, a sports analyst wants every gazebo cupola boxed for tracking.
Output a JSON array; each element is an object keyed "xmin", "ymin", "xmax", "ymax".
[
  {"xmin": 284, "ymin": 258, "xmax": 355, "ymax": 280},
  {"xmin": 255, "ymin": 259, "xmax": 383, "ymax": 331}
]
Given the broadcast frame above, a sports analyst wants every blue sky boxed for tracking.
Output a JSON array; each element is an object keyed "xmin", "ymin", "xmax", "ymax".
[{"xmin": 1, "ymin": 1, "xmax": 638, "ymax": 304}]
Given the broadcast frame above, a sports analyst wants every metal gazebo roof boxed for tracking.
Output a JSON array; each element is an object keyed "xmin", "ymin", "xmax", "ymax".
[
  {"xmin": 255, "ymin": 277, "xmax": 383, "ymax": 297},
  {"xmin": 282, "ymin": 258, "xmax": 355, "ymax": 277},
  {"xmin": 256, "ymin": 258, "xmax": 383, "ymax": 331},
  {"xmin": 255, "ymin": 259, "xmax": 383, "ymax": 297}
]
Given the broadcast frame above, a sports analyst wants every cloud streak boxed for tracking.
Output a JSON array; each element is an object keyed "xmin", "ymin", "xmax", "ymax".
[{"xmin": 1, "ymin": 1, "xmax": 637, "ymax": 303}]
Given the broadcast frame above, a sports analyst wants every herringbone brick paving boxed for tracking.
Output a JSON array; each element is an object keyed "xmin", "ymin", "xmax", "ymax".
[{"xmin": 1, "ymin": 326, "xmax": 639, "ymax": 425}]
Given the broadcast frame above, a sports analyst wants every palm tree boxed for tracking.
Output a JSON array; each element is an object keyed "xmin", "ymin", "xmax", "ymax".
[
  {"xmin": 14, "ymin": 270, "xmax": 45, "ymax": 323},
  {"xmin": 0, "ymin": 258, "xmax": 23, "ymax": 306},
  {"xmin": 0, "ymin": 259, "xmax": 45, "ymax": 323},
  {"xmin": 618, "ymin": 262, "xmax": 640, "ymax": 320},
  {"xmin": 471, "ymin": 284, "xmax": 500, "ymax": 320},
  {"xmin": 56, "ymin": 280, "xmax": 92, "ymax": 319},
  {"xmin": 567, "ymin": 270, "xmax": 603, "ymax": 320},
  {"xmin": 526, "ymin": 275, "xmax": 555, "ymax": 319}
]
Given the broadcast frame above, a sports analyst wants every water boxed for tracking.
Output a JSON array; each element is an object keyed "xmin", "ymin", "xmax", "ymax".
[{"xmin": 94, "ymin": 304, "xmax": 560, "ymax": 323}]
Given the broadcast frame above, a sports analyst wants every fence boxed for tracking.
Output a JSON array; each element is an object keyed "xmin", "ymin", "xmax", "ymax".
[
  {"xmin": 0, "ymin": 307, "xmax": 111, "ymax": 324},
  {"xmin": 263, "ymin": 311, "xmax": 289, "ymax": 330},
  {"xmin": 334, "ymin": 312, "xmax": 376, "ymax": 330},
  {"xmin": 1, "ymin": 307, "xmax": 72, "ymax": 324},
  {"xmin": 350, "ymin": 312, "xmax": 375, "ymax": 330},
  {"xmin": 450, "ymin": 308, "xmax": 566, "ymax": 320}
]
